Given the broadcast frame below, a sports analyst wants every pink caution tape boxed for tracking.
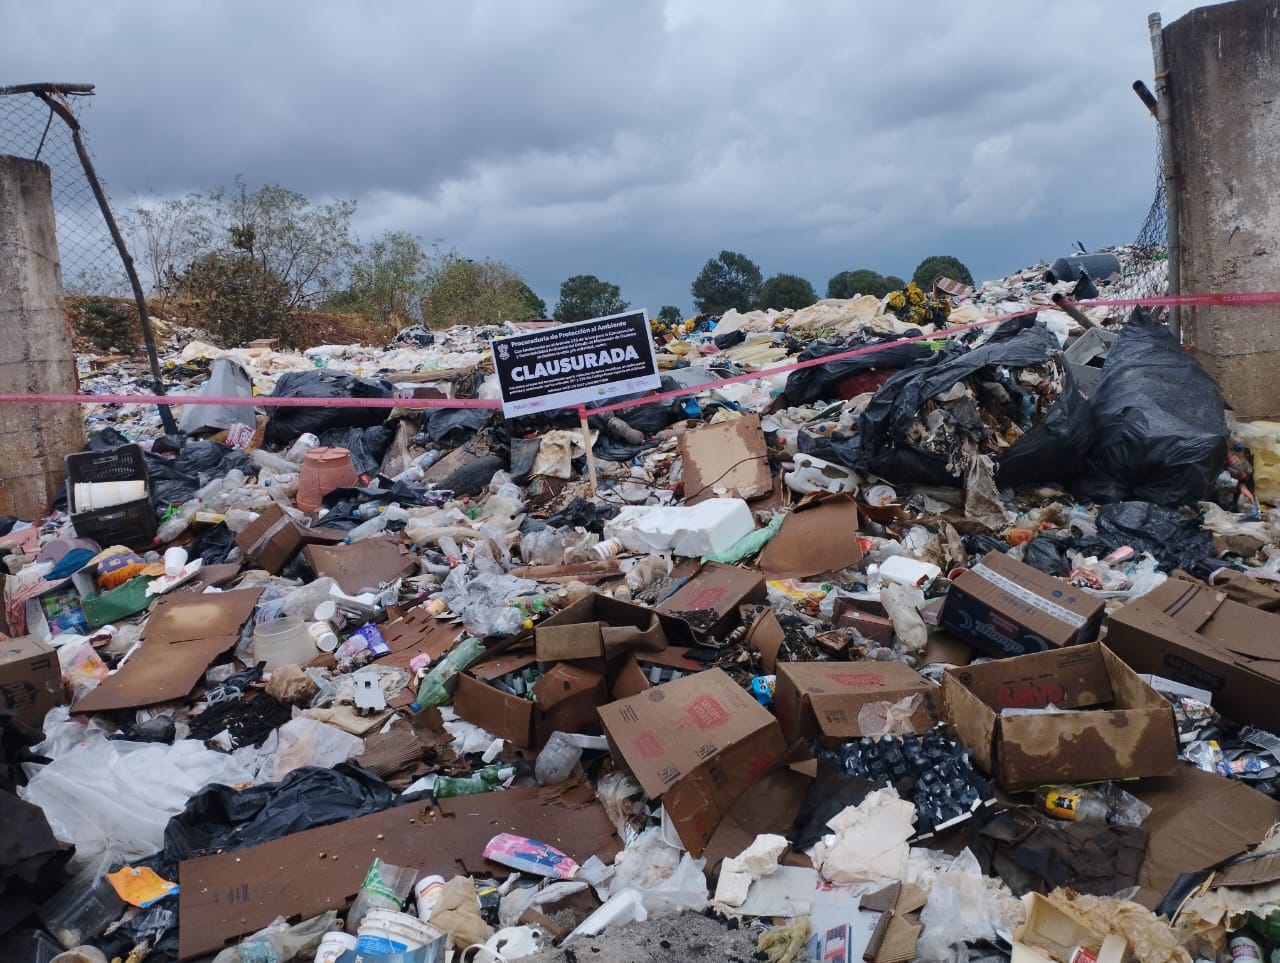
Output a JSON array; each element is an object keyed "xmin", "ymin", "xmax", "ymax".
[{"xmin": 6, "ymin": 290, "xmax": 1280, "ymax": 417}]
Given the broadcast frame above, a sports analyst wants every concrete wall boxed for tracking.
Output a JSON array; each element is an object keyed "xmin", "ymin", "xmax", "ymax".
[
  {"xmin": 1166, "ymin": 0, "xmax": 1280, "ymax": 417},
  {"xmin": 0, "ymin": 155, "xmax": 85, "ymax": 520}
]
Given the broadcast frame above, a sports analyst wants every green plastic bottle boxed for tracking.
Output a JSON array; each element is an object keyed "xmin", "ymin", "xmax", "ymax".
[{"xmin": 434, "ymin": 765, "xmax": 515, "ymax": 798}]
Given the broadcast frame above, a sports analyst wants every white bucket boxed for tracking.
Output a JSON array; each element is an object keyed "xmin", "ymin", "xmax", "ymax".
[
  {"xmin": 317, "ymin": 930, "xmax": 356, "ymax": 963},
  {"xmin": 359, "ymin": 908, "xmax": 443, "ymax": 951}
]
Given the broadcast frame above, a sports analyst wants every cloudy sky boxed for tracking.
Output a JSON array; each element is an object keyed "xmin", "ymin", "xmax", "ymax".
[{"xmin": 3, "ymin": 0, "xmax": 1199, "ymax": 314}]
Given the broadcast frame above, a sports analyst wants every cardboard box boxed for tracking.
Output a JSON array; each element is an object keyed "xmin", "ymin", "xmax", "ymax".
[
  {"xmin": 452, "ymin": 656, "xmax": 607, "ymax": 749},
  {"xmin": 832, "ymin": 597, "xmax": 895, "ymax": 645},
  {"xmin": 941, "ymin": 642, "xmax": 1177, "ymax": 789},
  {"xmin": 1012, "ymin": 893, "xmax": 1127, "ymax": 963},
  {"xmin": 303, "ymin": 539, "xmax": 417, "ymax": 594},
  {"xmin": 0, "ymin": 635, "xmax": 65, "ymax": 728},
  {"xmin": 535, "ymin": 593, "xmax": 667, "ymax": 667},
  {"xmin": 609, "ymin": 647, "xmax": 707, "ymax": 701},
  {"xmin": 656, "ymin": 562, "xmax": 766, "ymax": 643},
  {"xmin": 774, "ymin": 661, "xmax": 938, "ymax": 746},
  {"xmin": 597, "ymin": 667, "xmax": 788, "ymax": 855},
  {"xmin": 1105, "ymin": 578, "xmax": 1280, "ymax": 729},
  {"xmin": 234, "ymin": 503, "xmax": 345, "ymax": 574},
  {"xmin": 939, "ymin": 551, "xmax": 1104, "ymax": 658}
]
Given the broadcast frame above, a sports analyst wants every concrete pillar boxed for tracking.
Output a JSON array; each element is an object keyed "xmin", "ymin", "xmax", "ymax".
[
  {"xmin": 1165, "ymin": 0, "xmax": 1280, "ymax": 417},
  {"xmin": 0, "ymin": 155, "xmax": 85, "ymax": 520}
]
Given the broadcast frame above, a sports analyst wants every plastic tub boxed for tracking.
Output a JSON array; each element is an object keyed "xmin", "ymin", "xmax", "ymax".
[
  {"xmin": 358, "ymin": 909, "xmax": 444, "ymax": 953},
  {"xmin": 252, "ymin": 617, "xmax": 315, "ymax": 669},
  {"xmin": 297, "ymin": 447, "xmax": 357, "ymax": 513}
]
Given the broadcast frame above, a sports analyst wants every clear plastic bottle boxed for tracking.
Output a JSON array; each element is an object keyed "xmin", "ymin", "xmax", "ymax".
[
  {"xmin": 156, "ymin": 499, "xmax": 201, "ymax": 543},
  {"xmin": 534, "ymin": 732, "xmax": 583, "ymax": 785},
  {"xmin": 223, "ymin": 508, "xmax": 260, "ymax": 534},
  {"xmin": 285, "ymin": 432, "xmax": 320, "ymax": 464},
  {"xmin": 250, "ymin": 447, "xmax": 300, "ymax": 476},
  {"xmin": 345, "ymin": 514, "xmax": 388, "ymax": 543}
]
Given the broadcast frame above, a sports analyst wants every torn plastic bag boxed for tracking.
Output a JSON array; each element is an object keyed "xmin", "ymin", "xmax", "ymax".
[
  {"xmin": 178, "ymin": 358, "xmax": 253, "ymax": 435},
  {"xmin": 155, "ymin": 764, "xmax": 397, "ymax": 872},
  {"xmin": 437, "ymin": 453, "xmax": 508, "ymax": 497},
  {"xmin": 1078, "ymin": 501, "xmax": 1216, "ymax": 578},
  {"xmin": 779, "ymin": 335, "xmax": 934, "ymax": 406},
  {"xmin": 853, "ymin": 320, "xmax": 1093, "ymax": 489},
  {"xmin": 263, "ymin": 370, "xmax": 393, "ymax": 448},
  {"xmin": 1021, "ymin": 534, "xmax": 1071, "ymax": 577},
  {"xmin": 87, "ymin": 427, "xmax": 133, "ymax": 451},
  {"xmin": 318, "ymin": 424, "xmax": 395, "ymax": 477},
  {"xmin": 1075, "ymin": 308, "xmax": 1228, "ymax": 507},
  {"xmin": 508, "ymin": 436, "xmax": 542, "ymax": 480},
  {"xmin": 545, "ymin": 497, "xmax": 621, "ymax": 534}
]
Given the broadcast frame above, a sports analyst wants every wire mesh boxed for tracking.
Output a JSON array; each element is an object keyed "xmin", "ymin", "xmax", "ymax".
[{"xmin": 0, "ymin": 90, "xmax": 131, "ymax": 296}]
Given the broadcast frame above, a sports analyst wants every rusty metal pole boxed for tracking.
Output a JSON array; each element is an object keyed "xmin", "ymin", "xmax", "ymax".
[{"xmin": 1149, "ymin": 13, "xmax": 1181, "ymax": 341}]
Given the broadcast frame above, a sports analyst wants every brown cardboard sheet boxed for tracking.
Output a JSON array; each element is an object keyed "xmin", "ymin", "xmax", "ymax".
[
  {"xmin": 758, "ymin": 493, "xmax": 863, "ymax": 579},
  {"xmin": 679, "ymin": 414, "xmax": 771, "ymax": 504},
  {"xmin": 1130, "ymin": 765, "xmax": 1280, "ymax": 909},
  {"xmin": 74, "ymin": 587, "xmax": 263, "ymax": 713},
  {"xmin": 177, "ymin": 786, "xmax": 620, "ymax": 960},
  {"xmin": 302, "ymin": 538, "xmax": 416, "ymax": 594}
]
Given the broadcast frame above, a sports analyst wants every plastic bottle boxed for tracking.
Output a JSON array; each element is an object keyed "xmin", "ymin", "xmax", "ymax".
[
  {"xmin": 409, "ymin": 636, "xmax": 487, "ymax": 711},
  {"xmin": 285, "ymin": 432, "xmax": 320, "ymax": 464},
  {"xmin": 435, "ymin": 764, "xmax": 516, "ymax": 798},
  {"xmin": 344, "ymin": 858, "xmax": 418, "ymax": 935},
  {"xmin": 224, "ymin": 508, "xmax": 260, "ymax": 534},
  {"xmin": 250, "ymin": 447, "xmax": 301, "ymax": 476},
  {"xmin": 535, "ymin": 732, "xmax": 583, "ymax": 785},
  {"xmin": 1035, "ymin": 786, "xmax": 1110, "ymax": 823},
  {"xmin": 156, "ymin": 499, "xmax": 201, "ymax": 543},
  {"xmin": 419, "ymin": 449, "xmax": 442, "ymax": 470}
]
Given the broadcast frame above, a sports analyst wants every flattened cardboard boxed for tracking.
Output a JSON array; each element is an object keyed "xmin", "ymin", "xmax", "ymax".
[
  {"xmin": 939, "ymin": 551, "xmax": 1104, "ymax": 658},
  {"xmin": 0, "ymin": 635, "xmax": 64, "ymax": 728},
  {"xmin": 234, "ymin": 503, "xmax": 345, "ymax": 575},
  {"xmin": 656, "ymin": 562, "xmax": 766, "ymax": 643},
  {"xmin": 597, "ymin": 667, "xmax": 788, "ymax": 855},
  {"xmin": 759, "ymin": 494, "xmax": 864, "ymax": 579},
  {"xmin": 1105, "ymin": 578, "xmax": 1280, "ymax": 729},
  {"xmin": 774, "ymin": 661, "xmax": 938, "ymax": 746},
  {"xmin": 177, "ymin": 786, "xmax": 620, "ymax": 961},
  {"xmin": 1130, "ymin": 765, "xmax": 1280, "ymax": 909},
  {"xmin": 302, "ymin": 539, "xmax": 416, "ymax": 595},
  {"xmin": 74, "ymin": 588, "xmax": 263, "ymax": 713},
  {"xmin": 679, "ymin": 414, "xmax": 771, "ymax": 504},
  {"xmin": 941, "ymin": 642, "xmax": 1177, "ymax": 789}
]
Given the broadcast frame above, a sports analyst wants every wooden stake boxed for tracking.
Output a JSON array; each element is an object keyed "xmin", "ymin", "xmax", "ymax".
[{"xmin": 578, "ymin": 406, "xmax": 598, "ymax": 495}]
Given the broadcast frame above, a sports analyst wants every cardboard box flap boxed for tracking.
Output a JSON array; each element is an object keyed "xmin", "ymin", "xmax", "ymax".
[
  {"xmin": 532, "ymin": 663, "xmax": 606, "ymax": 712},
  {"xmin": 467, "ymin": 653, "xmax": 537, "ymax": 682},
  {"xmin": 597, "ymin": 668, "xmax": 775, "ymax": 799},
  {"xmin": 140, "ymin": 587, "xmax": 263, "ymax": 644},
  {"xmin": 1214, "ymin": 851, "xmax": 1280, "ymax": 889},
  {"xmin": 941, "ymin": 674, "xmax": 999, "ymax": 776},
  {"xmin": 952, "ymin": 645, "xmax": 1115, "ymax": 712},
  {"xmin": 535, "ymin": 622, "xmax": 603, "ymax": 663},
  {"xmin": 601, "ymin": 615, "xmax": 666, "ymax": 659},
  {"xmin": 1141, "ymin": 578, "xmax": 1226, "ymax": 631},
  {"xmin": 758, "ymin": 493, "xmax": 863, "ymax": 579},
  {"xmin": 537, "ymin": 595, "xmax": 668, "ymax": 662}
]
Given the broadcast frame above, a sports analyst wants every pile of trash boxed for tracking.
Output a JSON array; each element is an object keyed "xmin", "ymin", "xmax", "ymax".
[{"xmin": 9, "ymin": 245, "xmax": 1280, "ymax": 963}]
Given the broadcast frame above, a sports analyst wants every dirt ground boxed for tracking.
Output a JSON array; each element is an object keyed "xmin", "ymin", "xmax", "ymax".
[{"xmin": 521, "ymin": 911, "xmax": 781, "ymax": 962}]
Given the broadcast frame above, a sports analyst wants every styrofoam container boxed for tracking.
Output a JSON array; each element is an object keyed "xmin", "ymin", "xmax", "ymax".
[
  {"xmin": 879, "ymin": 555, "xmax": 942, "ymax": 589},
  {"xmin": 604, "ymin": 499, "xmax": 755, "ymax": 557}
]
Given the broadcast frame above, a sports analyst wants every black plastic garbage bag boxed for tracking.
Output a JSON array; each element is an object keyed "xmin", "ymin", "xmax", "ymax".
[
  {"xmin": 1074, "ymin": 308, "xmax": 1228, "ymax": 507},
  {"xmin": 187, "ymin": 522, "xmax": 239, "ymax": 565},
  {"xmin": 854, "ymin": 321, "xmax": 1094, "ymax": 489},
  {"xmin": 1078, "ymin": 501, "xmax": 1216, "ymax": 578},
  {"xmin": 779, "ymin": 336, "xmax": 934, "ymax": 406},
  {"xmin": 318, "ymin": 424, "xmax": 395, "ymax": 477},
  {"xmin": 421, "ymin": 408, "xmax": 488, "ymax": 444},
  {"xmin": 263, "ymin": 371, "xmax": 393, "ymax": 447},
  {"xmin": 87, "ymin": 427, "xmax": 132, "ymax": 451},
  {"xmin": 172, "ymin": 440, "xmax": 255, "ymax": 480}
]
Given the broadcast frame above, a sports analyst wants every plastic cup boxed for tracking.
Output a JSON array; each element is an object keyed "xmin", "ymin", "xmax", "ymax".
[
  {"xmin": 414, "ymin": 875, "xmax": 445, "ymax": 918},
  {"xmin": 163, "ymin": 546, "xmax": 188, "ymax": 577},
  {"xmin": 317, "ymin": 931, "xmax": 356, "ymax": 963}
]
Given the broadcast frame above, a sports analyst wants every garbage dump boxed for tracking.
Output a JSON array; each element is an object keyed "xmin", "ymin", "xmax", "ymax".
[{"xmin": 11, "ymin": 245, "xmax": 1280, "ymax": 963}]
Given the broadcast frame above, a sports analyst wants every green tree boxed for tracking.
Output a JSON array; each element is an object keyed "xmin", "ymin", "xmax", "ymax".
[
  {"xmin": 691, "ymin": 250, "xmax": 762, "ymax": 315},
  {"xmin": 758, "ymin": 273, "xmax": 817, "ymax": 310},
  {"xmin": 884, "ymin": 274, "xmax": 906, "ymax": 291},
  {"xmin": 331, "ymin": 230, "xmax": 430, "ymax": 325},
  {"xmin": 554, "ymin": 274, "xmax": 629, "ymax": 323},
  {"xmin": 911, "ymin": 255, "xmax": 974, "ymax": 290},
  {"xmin": 826, "ymin": 268, "xmax": 902, "ymax": 299},
  {"xmin": 178, "ymin": 250, "xmax": 292, "ymax": 346},
  {"xmin": 657, "ymin": 305, "xmax": 683, "ymax": 324},
  {"xmin": 420, "ymin": 249, "xmax": 544, "ymax": 327},
  {"xmin": 211, "ymin": 177, "xmax": 358, "ymax": 308}
]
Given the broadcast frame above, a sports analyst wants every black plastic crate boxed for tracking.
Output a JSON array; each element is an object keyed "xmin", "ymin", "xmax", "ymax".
[
  {"xmin": 65, "ymin": 444, "xmax": 157, "ymax": 549},
  {"xmin": 65, "ymin": 444, "xmax": 150, "ymax": 505}
]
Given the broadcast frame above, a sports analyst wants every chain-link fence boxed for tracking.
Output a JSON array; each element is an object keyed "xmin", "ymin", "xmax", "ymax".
[{"xmin": 0, "ymin": 85, "xmax": 131, "ymax": 297}]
